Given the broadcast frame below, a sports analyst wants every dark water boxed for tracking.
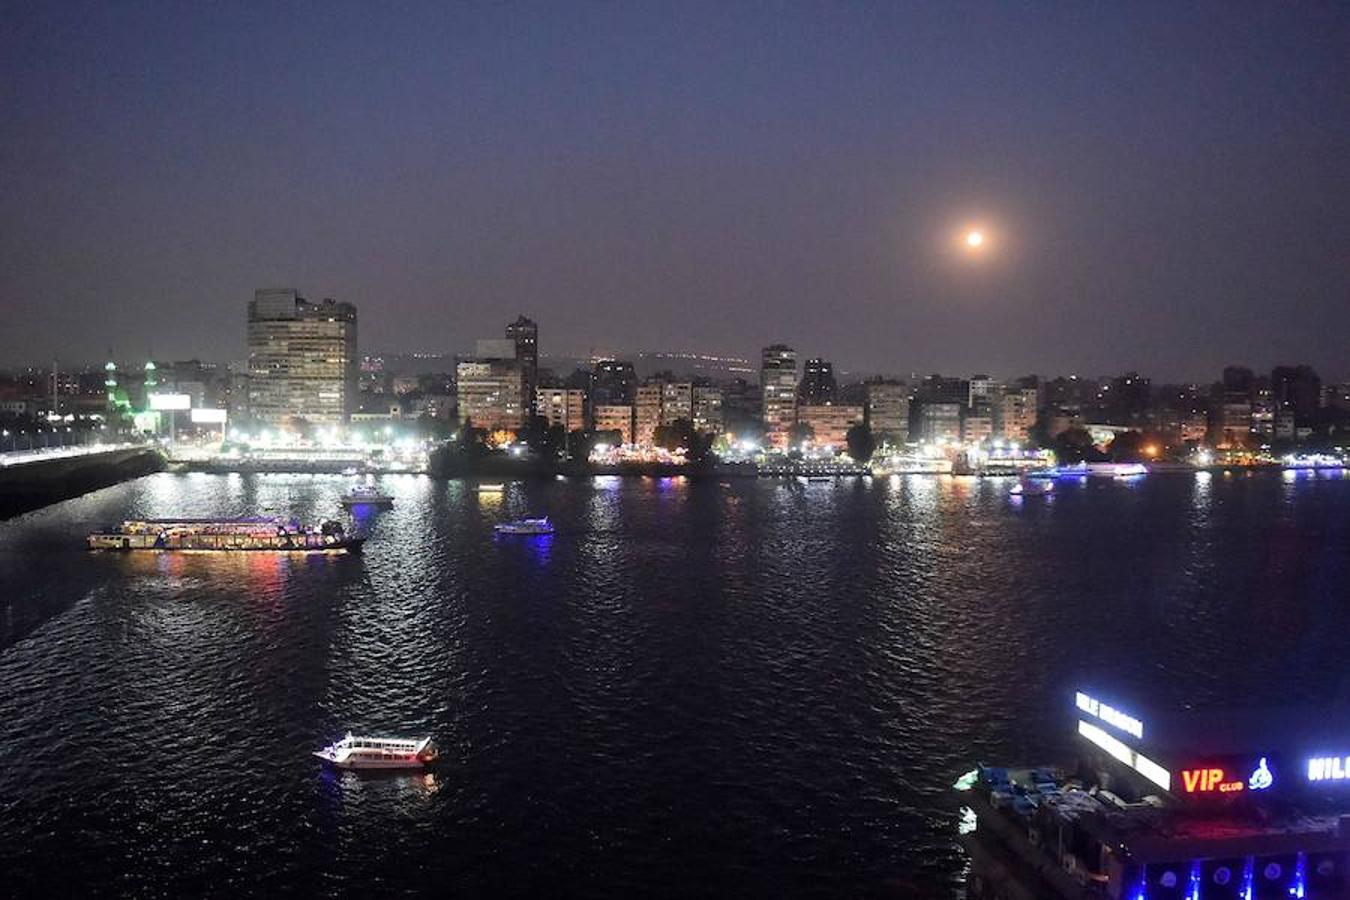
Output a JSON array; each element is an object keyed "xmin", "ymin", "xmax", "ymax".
[{"xmin": 1, "ymin": 470, "xmax": 1348, "ymax": 897}]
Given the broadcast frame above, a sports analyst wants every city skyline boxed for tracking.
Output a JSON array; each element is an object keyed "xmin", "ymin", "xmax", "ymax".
[{"xmin": 2, "ymin": 4, "xmax": 1347, "ymax": 379}]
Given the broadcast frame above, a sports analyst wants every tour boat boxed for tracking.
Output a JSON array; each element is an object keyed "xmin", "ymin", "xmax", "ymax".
[
  {"xmin": 340, "ymin": 484, "xmax": 394, "ymax": 508},
  {"xmin": 87, "ymin": 517, "xmax": 364, "ymax": 552},
  {"xmin": 313, "ymin": 733, "xmax": 438, "ymax": 770},
  {"xmin": 494, "ymin": 517, "xmax": 554, "ymax": 535}
]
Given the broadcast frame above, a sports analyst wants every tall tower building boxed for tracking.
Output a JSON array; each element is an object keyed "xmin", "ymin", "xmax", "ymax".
[
  {"xmin": 761, "ymin": 344, "xmax": 798, "ymax": 447},
  {"xmin": 799, "ymin": 358, "xmax": 837, "ymax": 405},
  {"xmin": 506, "ymin": 315, "xmax": 538, "ymax": 417},
  {"xmin": 247, "ymin": 289, "xmax": 358, "ymax": 426}
]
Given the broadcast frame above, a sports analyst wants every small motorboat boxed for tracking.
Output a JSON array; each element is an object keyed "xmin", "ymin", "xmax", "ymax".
[
  {"xmin": 1010, "ymin": 478, "xmax": 1054, "ymax": 497},
  {"xmin": 313, "ymin": 733, "xmax": 438, "ymax": 770},
  {"xmin": 494, "ymin": 517, "xmax": 554, "ymax": 535},
  {"xmin": 340, "ymin": 485, "xmax": 394, "ymax": 508}
]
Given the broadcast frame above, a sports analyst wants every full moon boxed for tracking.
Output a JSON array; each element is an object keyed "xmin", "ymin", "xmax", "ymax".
[{"xmin": 965, "ymin": 230, "xmax": 985, "ymax": 248}]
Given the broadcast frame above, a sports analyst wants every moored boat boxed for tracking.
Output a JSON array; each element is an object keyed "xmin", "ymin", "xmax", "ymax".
[
  {"xmin": 313, "ymin": 733, "xmax": 438, "ymax": 770},
  {"xmin": 494, "ymin": 517, "xmax": 554, "ymax": 535},
  {"xmin": 87, "ymin": 517, "xmax": 364, "ymax": 552}
]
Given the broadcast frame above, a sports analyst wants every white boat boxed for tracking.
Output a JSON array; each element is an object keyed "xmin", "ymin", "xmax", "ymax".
[
  {"xmin": 1010, "ymin": 478, "xmax": 1054, "ymax": 497},
  {"xmin": 340, "ymin": 485, "xmax": 394, "ymax": 508},
  {"xmin": 494, "ymin": 517, "xmax": 554, "ymax": 535},
  {"xmin": 313, "ymin": 733, "xmax": 437, "ymax": 770}
]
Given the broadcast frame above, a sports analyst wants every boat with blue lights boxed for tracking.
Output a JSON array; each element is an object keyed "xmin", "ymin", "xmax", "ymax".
[
  {"xmin": 87, "ymin": 517, "xmax": 364, "ymax": 552},
  {"xmin": 340, "ymin": 484, "xmax": 394, "ymax": 508},
  {"xmin": 957, "ymin": 689, "xmax": 1350, "ymax": 898},
  {"xmin": 313, "ymin": 733, "xmax": 438, "ymax": 770},
  {"xmin": 1010, "ymin": 477, "xmax": 1054, "ymax": 497},
  {"xmin": 494, "ymin": 517, "xmax": 554, "ymax": 535}
]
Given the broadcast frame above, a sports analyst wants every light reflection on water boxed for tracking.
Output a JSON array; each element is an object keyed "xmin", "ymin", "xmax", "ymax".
[{"xmin": 0, "ymin": 471, "xmax": 1347, "ymax": 896}]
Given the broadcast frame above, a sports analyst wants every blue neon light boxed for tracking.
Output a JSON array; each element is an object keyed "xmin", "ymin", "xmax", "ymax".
[
  {"xmin": 1241, "ymin": 855, "xmax": 1254, "ymax": 900},
  {"xmin": 1293, "ymin": 851, "xmax": 1306, "ymax": 898},
  {"xmin": 1187, "ymin": 860, "xmax": 1201, "ymax": 900},
  {"xmin": 1249, "ymin": 757, "xmax": 1274, "ymax": 791}
]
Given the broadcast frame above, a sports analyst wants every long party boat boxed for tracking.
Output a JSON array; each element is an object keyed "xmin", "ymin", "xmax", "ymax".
[{"xmin": 87, "ymin": 517, "xmax": 365, "ymax": 552}]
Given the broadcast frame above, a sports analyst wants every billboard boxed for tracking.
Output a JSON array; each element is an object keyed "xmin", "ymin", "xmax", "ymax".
[
  {"xmin": 148, "ymin": 393, "xmax": 191, "ymax": 411},
  {"xmin": 190, "ymin": 407, "xmax": 227, "ymax": 424}
]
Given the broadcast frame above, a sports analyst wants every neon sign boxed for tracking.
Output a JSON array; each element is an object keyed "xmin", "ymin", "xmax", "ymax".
[
  {"xmin": 1075, "ymin": 691, "xmax": 1144, "ymax": 740},
  {"xmin": 1248, "ymin": 757, "xmax": 1273, "ymax": 791},
  {"xmin": 1307, "ymin": 756, "xmax": 1350, "ymax": 782},
  {"xmin": 1181, "ymin": 768, "xmax": 1245, "ymax": 793}
]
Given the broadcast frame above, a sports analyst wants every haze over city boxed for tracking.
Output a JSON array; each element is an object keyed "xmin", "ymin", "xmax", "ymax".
[{"xmin": 3, "ymin": 2, "xmax": 1347, "ymax": 379}]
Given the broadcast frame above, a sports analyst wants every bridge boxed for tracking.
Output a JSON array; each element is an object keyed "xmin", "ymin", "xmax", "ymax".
[
  {"xmin": 0, "ymin": 443, "xmax": 164, "ymax": 518},
  {"xmin": 0, "ymin": 442, "xmax": 147, "ymax": 468}
]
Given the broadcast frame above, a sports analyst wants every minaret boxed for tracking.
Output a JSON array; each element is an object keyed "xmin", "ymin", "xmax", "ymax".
[{"xmin": 104, "ymin": 359, "xmax": 118, "ymax": 407}]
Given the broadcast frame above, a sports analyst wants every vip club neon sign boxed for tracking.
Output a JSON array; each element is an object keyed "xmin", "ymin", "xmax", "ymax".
[
  {"xmin": 1075, "ymin": 691, "xmax": 1144, "ymax": 740},
  {"xmin": 1179, "ymin": 758, "xmax": 1274, "ymax": 795}
]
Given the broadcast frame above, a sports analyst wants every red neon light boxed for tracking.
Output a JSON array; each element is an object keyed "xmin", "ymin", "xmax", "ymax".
[{"xmin": 1180, "ymin": 767, "xmax": 1244, "ymax": 794}]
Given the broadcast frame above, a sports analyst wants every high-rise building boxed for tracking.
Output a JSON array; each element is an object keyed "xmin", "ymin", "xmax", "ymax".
[
  {"xmin": 917, "ymin": 401, "xmax": 962, "ymax": 444},
  {"xmin": 247, "ymin": 289, "xmax": 357, "ymax": 426},
  {"xmin": 506, "ymin": 316, "xmax": 538, "ymax": 416},
  {"xmin": 1271, "ymin": 365, "xmax": 1321, "ymax": 426},
  {"xmin": 761, "ymin": 344, "xmax": 797, "ymax": 447},
  {"xmin": 968, "ymin": 374, "xmax": 998, "ymax": 407},
  {"xmin": 799, "ymin": 358, "xmax": 837, "ymax": 405},
  {"xmin": 456, "ymin": 359, "xmax": 524, "ymax": 432},
  {"xmin": 592, "ymin": 360, "xmax": 637, "ymax": 408},
  {"xmin": 865, "ymin": 380, "xmax": 910, "ymax": 444}
]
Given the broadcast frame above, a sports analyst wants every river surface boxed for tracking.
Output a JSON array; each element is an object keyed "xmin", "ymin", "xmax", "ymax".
[{"xmin": 1, "ymin": 470, "xmax": 1348, "ymax": 897}]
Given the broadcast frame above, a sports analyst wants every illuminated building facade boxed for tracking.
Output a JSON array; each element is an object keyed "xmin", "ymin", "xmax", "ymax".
[
  {"xmin": 456, "ymin": 359, "xmax": 524, "ymax": 432},
  {"xmin": 961, "ymin": 409, "xmax": 993, "ymax": 445},
  {"xmin": 761, "ymin": 344, "xmax": 798, "ymax": 448},
  {"xmin": 917, "ymin": 401, "xmax": 962, "ymax": 444},
  {"xmin": 999, "ymin": 388, "xmax": 1038, "ymax": 441},
  {"xmin": 692, "ymin": 385, "xmax": 724, "ymax": 434},
  {"xmin": 796, "ymin": 403, "xmax": 863, "ymax": 449},
  {"xmin": 247, "ymin": 289, "xmax": 357, "ymax": 426},
  {"xmin": 592, "ymin": 404, "xmax": 633, "ymax": 445},
  {"xmin": 660, "ymin": 381, "xmax": 693, "ymax": 425},
  {"xmin": 865, "ymin": 380, "xmax": 910, "ymax": 445},
  {"xmin": 634, "ymin": 383, "xmax": 664, "ymax": 446},
  {"xmin": 536, "ymin": 388, "xmax": 586, "ymax": 432}
]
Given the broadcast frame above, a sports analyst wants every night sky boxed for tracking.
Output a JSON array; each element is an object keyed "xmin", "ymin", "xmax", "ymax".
[{"xmin": 2, "ymin": 2, "xmax": 1347, "ymax": 379}]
